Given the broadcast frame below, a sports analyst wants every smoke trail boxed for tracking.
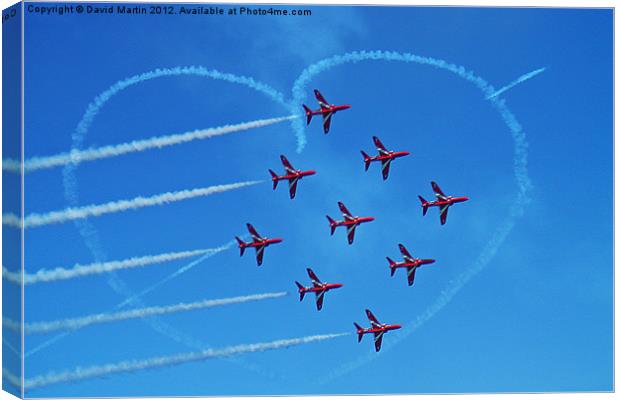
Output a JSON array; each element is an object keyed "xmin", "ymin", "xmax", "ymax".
[
  {"xmin": 486, "ymin": 67, "xmax": 546, "ymax": 99},
  {"xmin": 3, "ymin": 181, "xmax": 261, "ymax": 229},
  {"xmin": 3, "ymin": 246, "xmax": 229, "ymax": 285},
  {"xmin": 290, "ymin": 50, "xmax": 496, "ymax": 152},
  {"xmin": 24, "ymin": 240, "xmax": 236, "ymax": 358},
  {"xmin": 291, "ymin": 51, "xmax": 533, "ymax": 384},
  {"xmin": 25, "ymin": 333, "xmax": 348, "ymax": 390},
  {"xmin": 3, "ymin": 369, "xmax": 21, "ymax": 388},
  {"xmin": 10, "ymin": 292, "xmax": 287, "ymax": 335},
  {"xmin": 5, "ymin": 115, "xmax": 297, "ymax": 174}
]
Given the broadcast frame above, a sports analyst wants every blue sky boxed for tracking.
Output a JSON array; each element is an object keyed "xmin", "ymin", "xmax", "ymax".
[{"xmin": 9, "ymin": 4, "xmax": 613, "ymax": 397}]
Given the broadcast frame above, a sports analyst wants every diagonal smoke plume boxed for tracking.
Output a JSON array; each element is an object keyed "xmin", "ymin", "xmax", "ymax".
[
  {"xmin": 24, "ymin": 333, "xmax": 349, "ymax": 390},
  {"xmin": 4, "ymin": 116, "xmax": 296, "ymax": 173},
  {"xmin": 7, "ymin": 292, "xmax": 287, "ymax": 335}
]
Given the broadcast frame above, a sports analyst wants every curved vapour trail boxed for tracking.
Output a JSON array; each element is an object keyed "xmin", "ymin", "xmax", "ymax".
[
  {"xmin": 4, "ymin": 181, "xmax": 261, "ymax": 229},
  {"xmin": 58, "ymin": 68, "xmax": 288, "ymax": 380},
  {"xmin": 4, "ymin": 115, "xmax": 297, "ymax": 173},
  {"xmin": 25, "ymin": 333, "xmax": 348, "ymax": 390},
  {"xmin": 486, "ymin": 67, "xmax": 546, "ymax": 99},
  {"xmin": 3, "ymin": 246, "xmax": 227, "ymax": 285},
  {"xmin": 8, "ymin": 292, "xmax": 288, "ymax": 335},
  {"xmin": 290, "ymin": 51, "xmax": 534, "ymax": 384}
]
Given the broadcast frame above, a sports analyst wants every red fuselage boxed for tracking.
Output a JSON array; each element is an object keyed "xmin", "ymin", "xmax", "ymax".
[
  {"xmin": 298, "ymin": 282, "xmax": 343, "ymax": 295},
  {"xmin": 391, "ymin": 258, "xmax": 435, "ymax": 270},
  {"xmin": 308, "ymin": 104, "xmax": 351, "ymax": 116},
  {"xmin": 426, "ymin": 196, "xmax": 469, "ymax": 208},
  {"xmin": 367, "ymin": 151, "xmax": 410, "ymax": 163},
  {"xmin": 272, "ymin": 169, "xmax": 316, "ymax": 182},
  {"xmin": 240, "ymin": 237, "xmax": 283, "ymax": 249},
  {"xmin": 359, "ymin": 324, "xmax": 402, "ymax": 336},
  {"xmin": 333, "ymin": 216, "xmax": 375, "ymax": 228}
]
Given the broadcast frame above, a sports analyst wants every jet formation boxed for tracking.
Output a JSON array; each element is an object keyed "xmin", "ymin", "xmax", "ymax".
[{"xmin": 232, "ymin": 89, "xmax": 470, "ymax": 352}]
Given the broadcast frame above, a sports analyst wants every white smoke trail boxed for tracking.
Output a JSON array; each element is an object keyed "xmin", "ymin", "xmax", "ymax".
[
  {"xmin": 10, "ymin": 292, "xmax": 287, "ymax": 335},
  {"xmin": 3, "ymin": 181, "xmax": 261, "ymax": 229},
  {"xmin": 291, "ymin": 51, "xmax": 533, "ymax": 384},
  {"xmin": 24, "ymin": 239, "xmax": 236, "ymax": 358},
  {"xmin": 486, "ymin": 67, "xmax": 546, "ymax": 99},
  {"xmin": 5, "ymin": 116, "xmax": 297, "ymax": 174},
  {"xmin": 3, "ymin": 369, "xmax": 21, "ymax": 388},
  {"xmin": 25, "ymin": 333, "xmax": 348, "ymax": 390},
  {"xmin": 2, "ymin": 247, "xmax": 227, "ymax": 285}
]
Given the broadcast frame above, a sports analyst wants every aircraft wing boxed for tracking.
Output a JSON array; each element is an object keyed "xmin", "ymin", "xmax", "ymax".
[
  {"xmin": 322, "ymin": 112, "xmax": 333, "ymax": 134},
  {"xmin": 373, "ymin": 136, "xmax": 389, "ymax": 155},
  {"xmin": 373, "ymin": 331, "xmax": 384, "ymax": 352},
  {"xmin": 398, "ymin": 243, "xmax": 414, "ymax": 261},
  {"xmin": 346, "ymin": 225, "xmax": 357, "ymax": 245},
  {"xmin": 431, "ymin": 181, "xmax": 447, "ymax": 198},
  {"xmin": 315, "ymin": 290, "xmax": 326, "ymax": 311},
  {"xmin": 307, "ymin": 268, "xmax": 322, "ymax": 287},
  {"xmin": 288, "ymin": 177, "xmax": 299, "ymax": 199},
  {"xmin": 381, "ymin": 159, "xmax": 392, "ymax": 180},
  {"xmin": 255, "ymin": 245, "xmax": 265, "ymax": 266},
  {"xmin": 246, "ymin": 223, "xmax": 262, "ymax": 242},
  {"xmin": 338, "ymin": 202, "xmax": 353, "ymax": 219},
  {"xmin": 440, "ymin": 205, "xmax": 449, "ymax": 225},
  {"xmin": 280, "ymin": 155, "xmax": 295, "ymax": 173},
  {"xmin": 407, "ymin": 266, "xmax": 417, "ymax": 286},
  {"xmin": 314, "ymin": 89, "xmax": 330, "ymax": 109},
  {"xmin": 365, "ymin": 309, "xmax": 381, "ymax": 326}
]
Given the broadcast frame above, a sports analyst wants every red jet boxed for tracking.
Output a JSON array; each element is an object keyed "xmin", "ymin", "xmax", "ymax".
[
  {"xmin": 235, "ymin": 223, "xmax": 283, "ymax": 266},
  {"xmin": 326, "ymin": 202, "xmax": 375, "ymax": 245},
  {"xmin": 295, "ymin": 268, "xmax": 343, "ymax": 311},
  {"xmin": 387, "ymin": 243, "xmax": 436, "ymax": 286},
  {"xmin": 354, "ymin": 309, "xmax": 402, "ymax": 352},
  {"xmin": 418, "ymin": 181, "xmax": 469, "ymax": 225},
  {"xmin": 361, "ymin": 136, "xmax": 410, "ymax": 180},
  {"xmin": 269, "ymin": 155, "xmax": 316, "ymax": 199},
  {"xmin": 302, "ymin": 89, "xmax": 351, "ymax": 134}
]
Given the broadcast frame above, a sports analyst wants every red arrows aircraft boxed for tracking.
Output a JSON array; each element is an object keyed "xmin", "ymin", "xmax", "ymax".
[
  {"xmin": 354, "ymin": 309, "xmax": 402, "ymax": 352},
  {"xmin": 326, "ymin": 202, "xmax": 375, "ymax": 245},
  {"xmin": 295, "ymin": 268, "xmax": 343, "ymax": 311},
  {"xmin": 302, "ymin": 89, "xmax": 351, "ymax": 134},
  {"xmin": 235, "ymin": 223, "xmax": 282, "ymax": 266},
  {"xmin": 361, "ymin": 136, "xmax": 410, "ymax": 180},
  {"xmin": 418, "ymin": 181, "xmax": 469, "ymax": 225},
  {"xmin": 387, "ymin": 243, "xmax": 436, "ymax": 286},
  {"xmin": 268, "ymin": 155, "xmax": 316, "ymax": 199}
]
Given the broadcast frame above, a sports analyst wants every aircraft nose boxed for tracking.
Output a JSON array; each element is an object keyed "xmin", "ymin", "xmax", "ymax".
[
  {"xmin": 402, "ymin": 151, "xmax": 411, "ymax": 156},
  {"xmin": 308, "ymin": 170, "xmax": 317, "ymax": 175},
  {"xmin": 394, "ymin": 324, "xmax": 402, "ymax": 330}
]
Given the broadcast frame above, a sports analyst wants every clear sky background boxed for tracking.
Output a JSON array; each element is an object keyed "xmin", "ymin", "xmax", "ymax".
[{"xmin": 11, "ymin": 4, "xmax": 613, "ymax": 397}]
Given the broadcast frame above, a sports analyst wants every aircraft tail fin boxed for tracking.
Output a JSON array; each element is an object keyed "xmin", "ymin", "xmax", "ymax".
[
  {"xmin": 326, "ymin": 215, "xmax": 337, "ymax": 235},
  {"xmin": 361, "ymin": 151, "xmax": 371, "ymax": 171},
  {"xmin": 418, "ymin": 195, "xmax": 429, "ymax": 216},
  {"xmin": 295, "ymin": 281, "xmax": 305, "ymax": 301},
  {"xmin": 387, "ymin": 257, "xmax": 396, "ymax": 276},
  {"xmin": 303, "ymin": 104, "xmax": 313, "ymax": 125},
  {"xmin": 235, "ymin": 236, "xmax": 246, "ymax": 256},
  {"xmin": 269, "ymin": 169, "xmax": 279, "ymax": 189},
  {"xmin": 354, "ymin": 323, "xmax": 364, "ymax": 342}
]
